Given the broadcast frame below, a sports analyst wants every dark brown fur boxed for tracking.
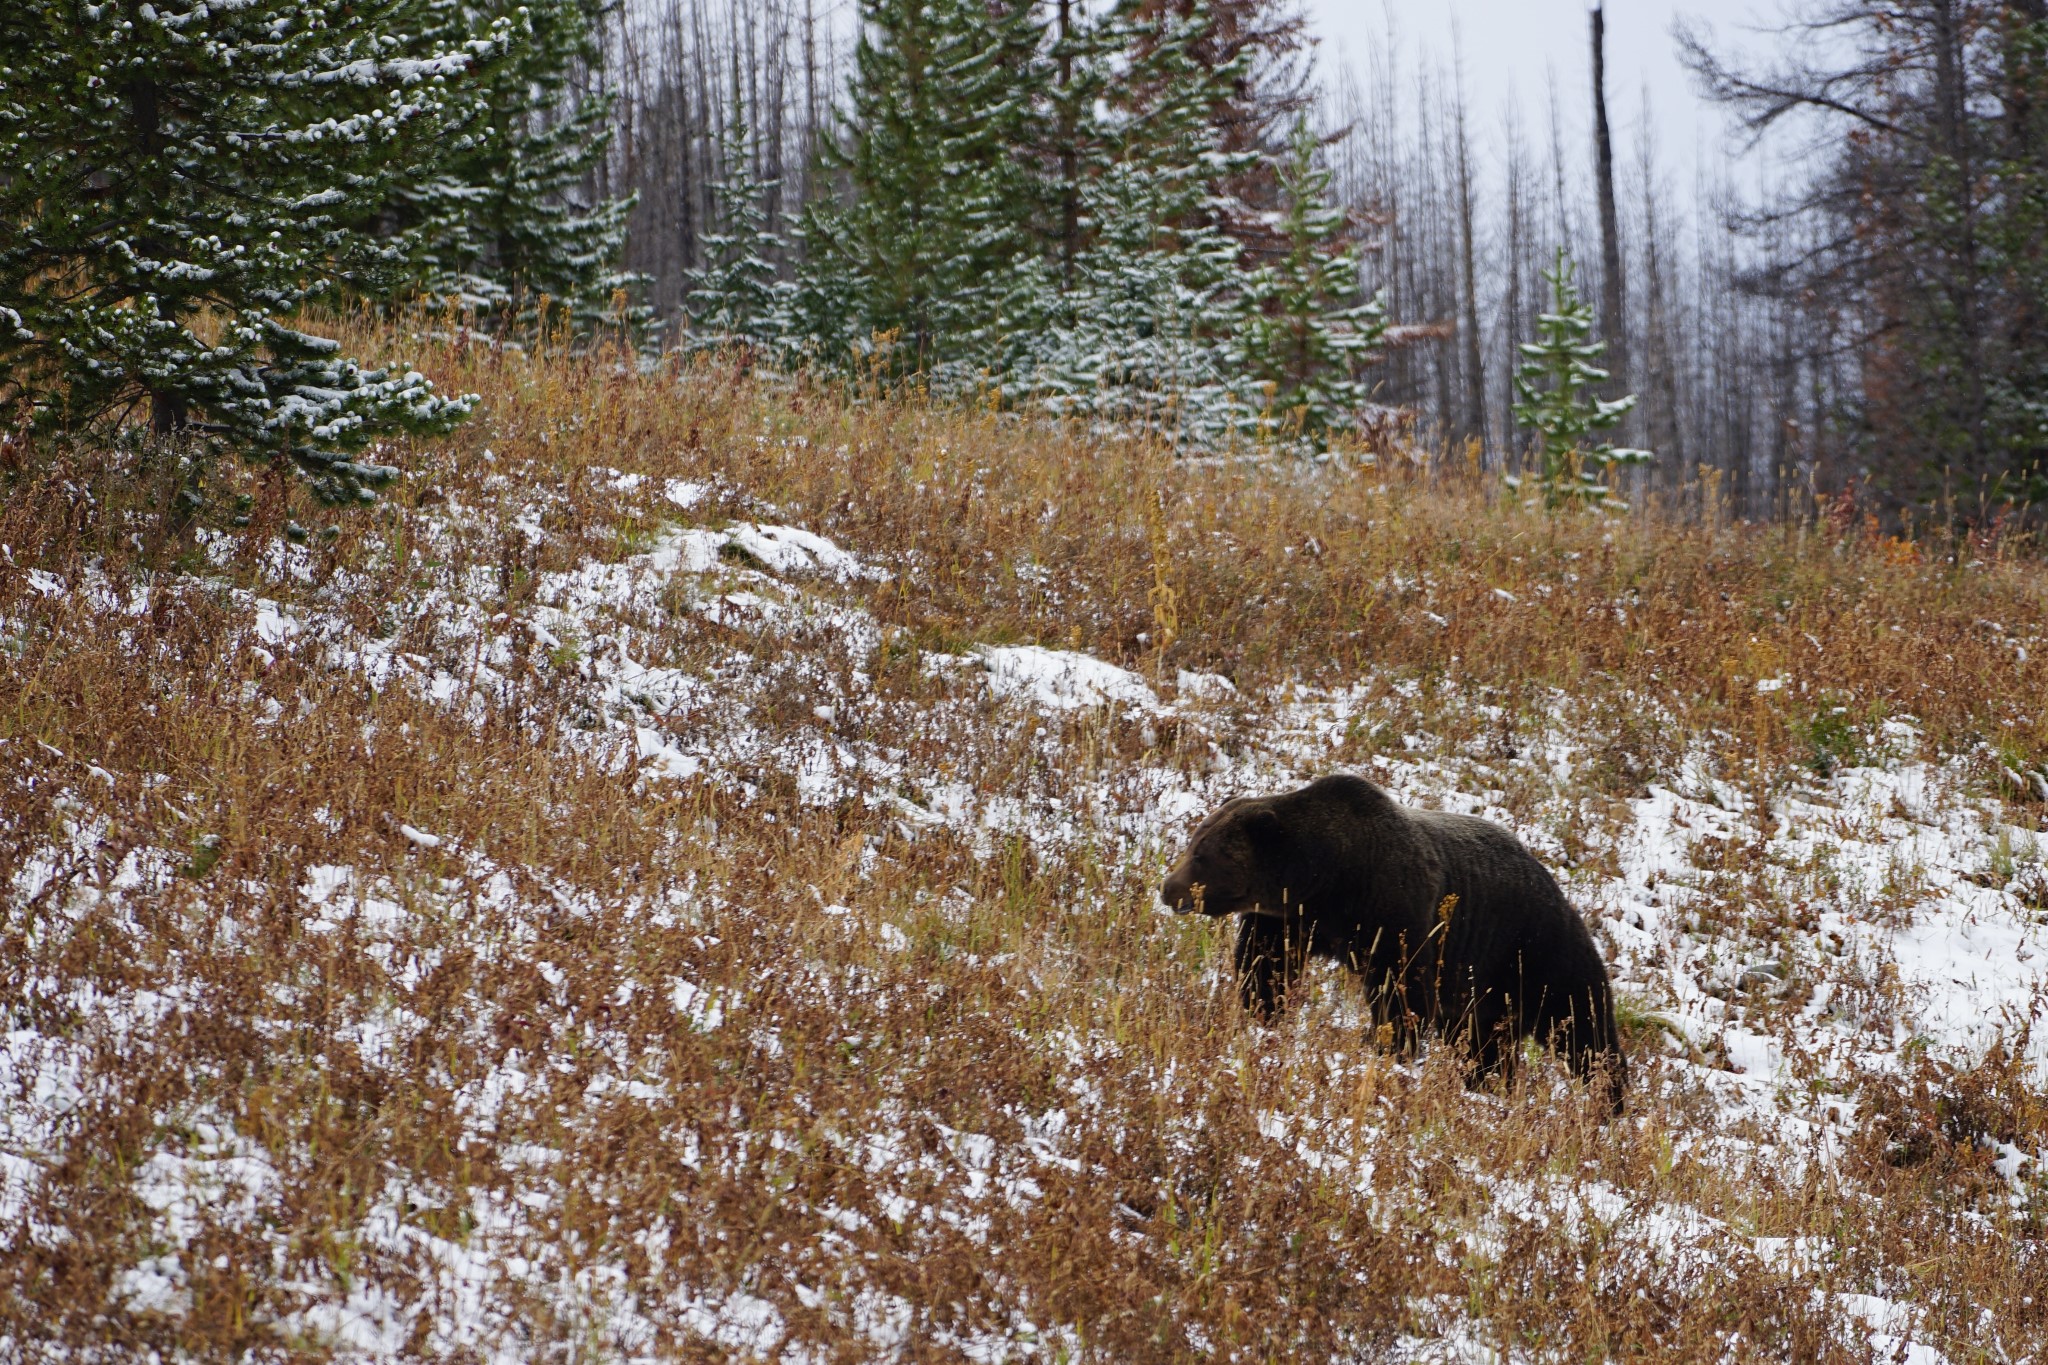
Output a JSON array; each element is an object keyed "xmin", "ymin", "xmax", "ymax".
[{"xmin": 1162, "ymin": 775, "xmax": 1627, "ymax": 1110}]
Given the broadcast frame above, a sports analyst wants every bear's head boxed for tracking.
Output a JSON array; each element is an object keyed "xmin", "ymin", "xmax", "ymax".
[{"xmin": 1160, "ymin": 797, "xmax": 1288, "ymax": 917}]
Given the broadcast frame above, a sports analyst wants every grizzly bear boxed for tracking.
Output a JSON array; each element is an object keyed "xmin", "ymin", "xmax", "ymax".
[{"xmin": 1161, "ymin": 774, "xmax": 1627, "ymax": 1109}]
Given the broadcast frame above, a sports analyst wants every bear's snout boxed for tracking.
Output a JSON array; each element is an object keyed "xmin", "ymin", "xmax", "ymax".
[{"xmin": 1159, "ymin": 863, "xmax": 1204, "ymax": 914}]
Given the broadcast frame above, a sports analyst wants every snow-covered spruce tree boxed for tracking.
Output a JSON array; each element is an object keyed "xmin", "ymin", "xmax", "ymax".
[
  {"xmin": 1509, "ymin": 249, "xmax": 1652, "ymax": 510},
  {"xmin": 793, "ymin": 0, "xmax": 1044, "ymax": 385},
  {"xmin": 1018, "ymin": 164, "xmax": 1243, "ymax": 440},
  {"xmin": 1016, "ymin": 0, "xmax": 1257, "ymax": 443},
  {"xmin": 391, "ymin": 0, "xmax": 638, "ymax": 338},
  {"xmin": 1237, "ymin": 116, "xmax": 1386, "ymax": 451},
  {"xmin": 684, "ymin": 113, "xmax": 790, "ymax": 358},
  {"xmin": 0, "ymin": 0, "xmax": 498, "ymax": 501},
  {"xmin": 781, "ymin": 201, "xmax": 869, "ymax": 374}
]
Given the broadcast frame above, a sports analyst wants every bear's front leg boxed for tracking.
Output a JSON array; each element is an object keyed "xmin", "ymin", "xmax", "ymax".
[
  {"xmin": 1233, "ymin": 915, "xmax": 1304, "ymax": 1022},
  {"xmin": 1364, "ymin": 983, "xmax": 1425, "ymax": 1059}
]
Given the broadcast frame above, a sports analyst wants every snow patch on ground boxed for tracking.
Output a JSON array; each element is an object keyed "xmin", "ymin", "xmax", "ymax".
[{"xmin": 974, "ymin": 644, "xmax": 1160, "ymax": 712}]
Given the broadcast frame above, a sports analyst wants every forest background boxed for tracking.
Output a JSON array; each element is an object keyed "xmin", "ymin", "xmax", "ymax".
[
  {"xmin": 593, "ymin": 0, "xmax": 2048, "ymax": 526},
  {"xmin": 7, "ymin": 0, "xmax": 2048, "ymax": 526}
]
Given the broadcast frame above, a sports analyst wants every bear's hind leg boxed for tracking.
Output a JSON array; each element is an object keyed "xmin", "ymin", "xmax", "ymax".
[
  {"xmin": 1459, "ymin": 997, "xmax": 1519, "ymax": 1092},
  {"xmin": 1539, "ymin": 988, "xmax": 1629, "ymax": 1115}
]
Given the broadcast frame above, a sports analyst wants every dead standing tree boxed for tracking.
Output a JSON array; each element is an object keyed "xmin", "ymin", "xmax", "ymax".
[
  {"xmin": 1590, "ymin": 2, "xmax": 1628, "ymax": 403},
  {"xmin": 1681, "ymin": 0, "xmax": 2048, "ymax": 525},
  {"xmin": 602, "ymin": 0, "xmax": 835, "ymax": 323}
]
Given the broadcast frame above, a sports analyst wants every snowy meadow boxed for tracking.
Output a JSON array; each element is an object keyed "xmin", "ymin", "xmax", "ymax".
[{"xmin": 4, "ymin": 336, "xmax": 2048, "ymax": 1361}]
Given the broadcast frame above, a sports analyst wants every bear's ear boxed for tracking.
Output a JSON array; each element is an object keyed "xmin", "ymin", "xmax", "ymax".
[{"xmin": 1238, "ymin": 806, "xmax": 1284, "ymax": 847}]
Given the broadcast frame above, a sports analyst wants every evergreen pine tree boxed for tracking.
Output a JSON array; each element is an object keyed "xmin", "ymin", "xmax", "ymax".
[
  {"xmin": 0, "ymin": 0, "xmax": 495, "ymax": 501},
  {"xmin": 1140, "ymin": 0, "xmax": 1316, "ymax": 266},
  {"xmin": 783, "ymin": 200, "xmax": 870, "ymax": 372},
  {"xmin": 768, "ymin": 0, "xmax": 1401, "ymax": 447},
  {"xmin": 1237, "ymin": 117, "xmax": 1386, "ymax": 450},
  {"xmin": 394, "ymin": 0, "xmax": 638, "ymax": 337},
  {"xmin": 684, "ymin": 113, "xmax": 790, "ymax": 358},
  {"xmin": 1987, "ymin": 11, "xmax": 2048, "ymax": 510},
  {"xmin": 1018, "ymin": 163, "xmax": 1244, "ymax": 440},
  {"xmin": 1510, "ymin": 250, "xmax": 1652, "ymax": 510},
  {"xmin": 1038, "ymin": 0, "xmax": 1114, "ymax": 298},
  {"xmin": 794, "ymin": 0, "xmax": 1044, "ymax": 384},
  {"xmin": 1016, "ymin": 0, "xmax": 1256, "ymax": 442}
]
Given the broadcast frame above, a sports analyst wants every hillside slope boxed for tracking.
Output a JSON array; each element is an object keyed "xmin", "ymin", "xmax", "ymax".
[{"xmin": 5, "ymin": 343, "xmax": 2047, "ymax": 1361}]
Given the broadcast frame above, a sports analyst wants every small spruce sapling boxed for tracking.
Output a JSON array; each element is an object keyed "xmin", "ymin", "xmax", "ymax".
[{"xmin": 1509, "ymin": 250, "xmax": 1651, "ymax": 509}]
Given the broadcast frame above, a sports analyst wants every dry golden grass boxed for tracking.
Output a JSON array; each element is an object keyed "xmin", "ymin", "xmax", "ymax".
[{"xmin": 3, "ymin": 329, "xmax": 2046, "ymax": 1361}]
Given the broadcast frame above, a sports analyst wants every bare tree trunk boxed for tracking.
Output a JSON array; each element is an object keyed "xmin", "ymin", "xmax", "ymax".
[
  {"xmin": 1634, "ymin": 92, "xmax": 1683, "ymax": 481},
  {"xmin": 802, "ymin": 0, "xmax": 821, "ymax": 211},
  {"xmin": 760, "ymin": 5, "xmax": 778, "ymax": 237},
  {"xmin": 1931, "ymin": 0, "xmax": 1991, "ymax": 493},
  {"xmin": 1546, "ymin": 71, "xmax": 1571, "ymax": 249},
  {"xmin": 1590, "ymin": 3, "xmax": 1627, "ymax": 392},
  {"xmin": 687, "ymin": 1, "xmax": 715, "ymax": 282},
  {"xmin": 129, "ymin": 76, "xmax": 188, "ymax": 434},
  {"xmin": 1453, "ymin": 65, "xmax": 1485, "ymax": 450},
  {"xmin": 1502, "ymin": 107, "xmax": 1526, "ymax": 461}
]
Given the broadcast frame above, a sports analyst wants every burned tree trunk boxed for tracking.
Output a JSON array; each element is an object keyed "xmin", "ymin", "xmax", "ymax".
[{"xmin": 1590, "ymin": 3, "xmax": 1627, "ymax": 391}]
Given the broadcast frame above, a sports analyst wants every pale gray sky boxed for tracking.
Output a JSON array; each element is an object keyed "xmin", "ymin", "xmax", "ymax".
[{"xmin": 1302, "ymin": 1, "xmax": 1778, "ymax": 197}]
